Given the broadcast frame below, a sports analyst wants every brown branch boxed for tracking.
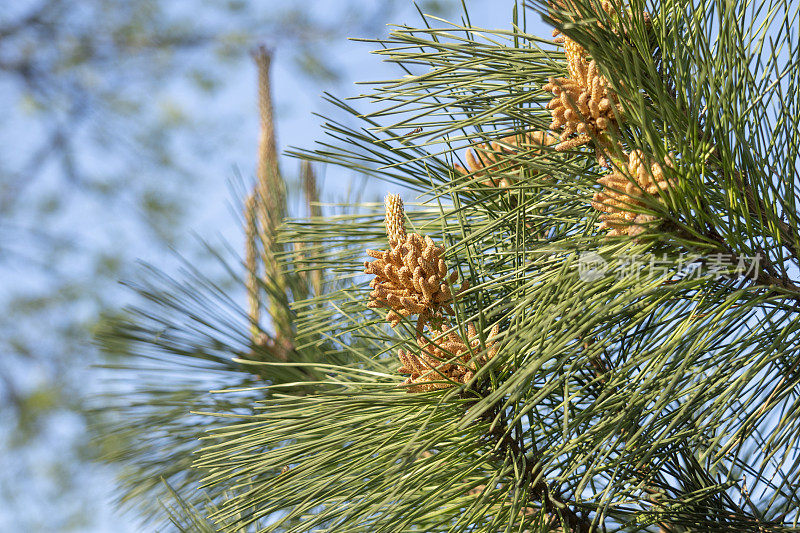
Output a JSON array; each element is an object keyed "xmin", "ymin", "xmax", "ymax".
[
  {"xmin": 480, "ymin": 408, "xmax": 594, "ymax": 533},
  {"xmin": 694, "ymin": 222, "xmax": 800, "ymax": 304}
]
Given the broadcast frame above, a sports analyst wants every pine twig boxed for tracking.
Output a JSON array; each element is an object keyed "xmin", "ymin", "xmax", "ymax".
[
  {"xmin": 252, "ymin": 44, "xmax": 292, "ymax": 340},
  {"xmin": 244, "ymin": 191, "xmax": 262, "ymax": 342},
  {"xmin": 301, "ymin": 160, "xmax": 324, "ymax": 297}
]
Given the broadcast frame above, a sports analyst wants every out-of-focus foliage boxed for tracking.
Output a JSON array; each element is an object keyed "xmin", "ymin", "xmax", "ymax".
[{"xmin": 0, "ymin": 0, "xmax": 454, "ymax": 530}]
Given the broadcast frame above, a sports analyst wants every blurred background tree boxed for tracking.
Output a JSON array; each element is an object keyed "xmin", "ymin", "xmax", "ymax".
[{"xmin": 0, "ymin": 0, "xmax": 455, "ymax": 530}]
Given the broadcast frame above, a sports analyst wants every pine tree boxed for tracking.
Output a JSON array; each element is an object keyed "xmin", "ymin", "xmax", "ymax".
[{"xmin": 96, "ymin": 1, "xmax": 800, "ymax": 531}]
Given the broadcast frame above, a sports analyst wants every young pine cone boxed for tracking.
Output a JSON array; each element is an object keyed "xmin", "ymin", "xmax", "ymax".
[
  {"xmin": 591, "ymin": 149, "xmax": 676, "ymax": 237},
  {"xmin": 454, "ymin": 131, "xmax": 557, "ymax": 188},
  {"xmin": 398, "ymin": 322, "xmax": 500, "ymax": 392},
  {"xmin": 384, "ymin": 193, "xmax": 407, "ymax": 247},
  {"xmin": 365, "ymin": 195, "xmax": 468, "ymax": 330}
]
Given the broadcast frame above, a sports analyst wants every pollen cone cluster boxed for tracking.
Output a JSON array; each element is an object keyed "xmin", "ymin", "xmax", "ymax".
[
  {"xmin": 543, "ymin": 52, "xmax": 621, "ymax": 154},
  {"xmin": 364, "ymin": 194, "xmax": 468, "ymax": 330},
  {"xmin": 591, "ymin": 149, "xmax": 676, "ymax": 236},
  {"xmin": 545, "ymin": 0, "xmax": 641, "ymax": 160},
  {"xmin": 398, "ymin": 323, "xmax": 500, "ymax": 392},
  {"xmin": 454, "ymin": 131, "xmax": 557, "ymax": 188}
]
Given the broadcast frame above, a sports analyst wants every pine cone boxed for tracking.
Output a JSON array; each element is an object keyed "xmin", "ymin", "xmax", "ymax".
[
  {"xmin": 398, "ymin": 322, "xmax": 500, "ymax": 392},
  {"xmin": 454, "ymin": 131, "xmax": 556, "ymax": 188},
  {"xmin": 591, "ymin": 150, "xmax": 676, "ymax": 236}
]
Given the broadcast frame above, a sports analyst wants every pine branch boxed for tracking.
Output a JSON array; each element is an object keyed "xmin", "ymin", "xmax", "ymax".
[
  {"xmin": 481, "ymin": 404, "xmax": 595, "ymax": 533},
  {"xmin": 97, "ymin": 2, "xmax": 800, "ymax": 530},
  {"xmin": 251, "ymin": 44, "xmax": 292, "ymax": 342},
  {"xmin": 244, "ymin": 191, "xmax": 262, "ymax": 342}
]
